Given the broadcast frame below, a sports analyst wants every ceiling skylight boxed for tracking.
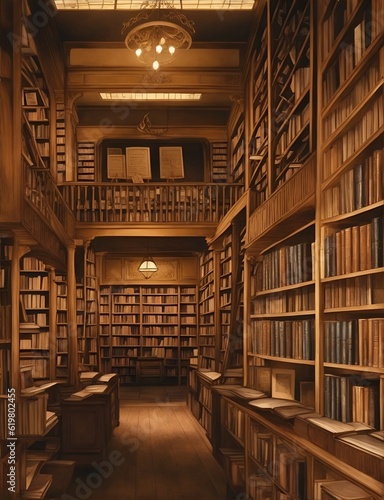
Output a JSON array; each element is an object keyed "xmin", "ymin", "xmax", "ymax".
[
  {"xmin": 100, "ymin": 92, "xmax": 202, "ymax": 100},
  {"xmin": 54, "ymin": 0, "xmax": 255, "ymax": 9}
]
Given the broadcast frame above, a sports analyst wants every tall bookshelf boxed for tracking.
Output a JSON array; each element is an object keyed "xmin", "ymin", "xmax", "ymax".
[
  {"xmin": 77, "ymin": 142, "xmax": 96, "ymax": 182},
  {"xmin": 247, "ymin": 223, "xmax": 316, "ymax": 397},
  {"xmin": 76, "ymin": 245, "xmax": 99, "ymax": 371},
  {"xmin": 228, "ymin": 104, "xmax": 246, "ymax": 192},
  {"xmin": 19, "ymin": 257, "xmax": 52, "ymax": 380},
  {"xmin": 318, "ymin": 0, "xmax": 384, "ymax": 428},
  {"xmin": 247, "ymin": 1, "xmax": 269, "ymax": 207},
  {"xmin": 247, "ymin": 0, "xmax": 315, "ymax": 216},
  {"xmin": 55, "ymin": 274, "xmax": 68, "ymax": 379},
  {"xmin": 270, "ymin": 0, "xmax": 313, "ymax": 190},
  {"xmin": 211, "ymin": 141, "xmax": 228, "ymax": 183},
  {"xmin": 98, "ymin": 284, "xmax": 198, "ymax": 385},
  {"xmin": 198, "ymin": 250, "xmax": 217, "ymax": 370},
  {"xmin": 21, "ymin": 31, "xmax": 50, "ymax": 173}
]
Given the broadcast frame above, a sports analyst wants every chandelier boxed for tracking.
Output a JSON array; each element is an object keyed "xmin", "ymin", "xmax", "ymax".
[{"xmin": 122, "ymin": 0, "xmax": 195, "ymax": 71}]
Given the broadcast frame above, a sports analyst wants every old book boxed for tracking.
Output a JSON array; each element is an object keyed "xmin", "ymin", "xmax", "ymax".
[{"xmin": 371, "ymin": 217, "xmax": 382, "ymax": 268}]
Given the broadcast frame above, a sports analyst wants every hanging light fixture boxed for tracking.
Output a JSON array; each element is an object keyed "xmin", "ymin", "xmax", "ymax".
[
  {"xmin": 138, "ymin": 239, "xmax": 158, "ymax": 279},
  {"xmin": 122, "ymin": 0, "xmax": 195, "ymax": 71},
  {"xmin": 138, "ymin": 256, "xmax": 158, "ymax": 279}
]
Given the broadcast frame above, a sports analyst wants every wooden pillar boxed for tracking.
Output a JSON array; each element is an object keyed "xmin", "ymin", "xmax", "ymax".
[{"xmin": 67, "ymin": 243, "xmax": 78, "ymax": 388}]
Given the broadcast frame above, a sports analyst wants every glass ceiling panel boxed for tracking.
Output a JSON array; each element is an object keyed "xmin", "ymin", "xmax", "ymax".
[{"xmin": 54, "ymin": 0, "xmax": 255, "ymax": 9}]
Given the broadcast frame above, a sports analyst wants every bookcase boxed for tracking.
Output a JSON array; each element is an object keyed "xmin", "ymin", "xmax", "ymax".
[
  {"xmin": 228, "ymin": 103, "xmax": 246, "ymax": 192},
  {"xmin": 198, "ymin": 250, "xmax": 217, "ymax": 370},
  {"xmin": 77, "ymin": 142, "xmax": 96, "ymax": 182},
  {"xmin": 211, "ymin": 141, "xmax": 228, "ymax": 183},
  {"xmin": 77, "ymin": 245, "xmax": 99, "ymax": 371},
  {"xmin": 21, "ymin": 20, "xmax": 51, "ymax": 174},
  {"xmin": 247, "ymin": 0, "xmax": 315, "ymax": 216},
  {"xmin": 318, "ymin": 0, "xmax": 384, "ymax": 430},
  {"xmin": 247, "ymin": 0, "xmax": 268, "ymax": 207},
  {"xmin": 19, "ymin": 257, "xmax": 52, "ymax": 380},
  {"xmin": 55, "ymin": 274, "xmax": 68, "ymax": 379},
  {"xmin": 247, "ymin": 222, "xmax": 316, "ymax": 402},
  {"xmin": 98, "ymin": 284, "xmax": 198, "ymax": 385},
  {"xmin": 212, "ymin": 393, "xmax": 383, "ymax": 500}
]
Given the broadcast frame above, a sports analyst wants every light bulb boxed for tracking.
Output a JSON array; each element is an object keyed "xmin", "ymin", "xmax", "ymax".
[
  {"xmin": 169, "ymin": 46, "xmax": 175, "ymax": 55},
  {"xmin": 152, "ymin": 60, "xmax": 159, "ymax": 70},
  {"xmin": 156, "ymin": 44, "xmax": 163, "ymax": 54},
  {"xmin": 135, "ymin": 48, "xmax": 142, "ymax": 57}
]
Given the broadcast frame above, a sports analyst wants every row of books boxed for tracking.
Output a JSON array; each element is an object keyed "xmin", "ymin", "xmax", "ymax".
[
  {"xmin": 323, "ymin": 61, "xmax": 381, "ymax": 140},
  {"xmin": 321, "ymin": 149, "xmax": 383, "ymax": 218},
  {"xmin": 252, "ymin": 287, "xmax": 315, "ymax": 314},
  {"xmin": 20, "ymin": 275, "xmax": 49, "ymax": 289},
  {"xmin": 322, "ymin": 95, "xmax": 383, "ymax": 178},
  {"xmin": 260, "ymin": 241, "xmax": 314, "ymax": 290},
  {"xmin": 324, "ymin": 373, "xmax": 379, "ymax": 426},
  {"xmin": 224, "ymin": 402, "xmax": 246, "ymax": 443},
  {"xmin": 323, "ymin": 216, "xmax": 383, "ymax": 277},
  {"xmin": 21, "ymin": 294, "xmax": 48, "ymax": 309},
  {"xmin": 321, "ymin": 0, "xmax": 360, "ymax": 58},
  {"xmin": 323, "ymin": 274, "xmax": 383, "ymax": 308},
  {"xmin": 324, "ymin": 318, "xmax": 383, "ymax": 367},
  {"xmin": 250, "ymin": 319, "xmax": 314, "ymax": 360}
]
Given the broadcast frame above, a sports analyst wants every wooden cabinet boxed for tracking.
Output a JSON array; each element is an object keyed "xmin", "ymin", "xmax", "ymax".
[{"xmin": 60, "ymin": 376, "xmax": 119, "ymax": 465}]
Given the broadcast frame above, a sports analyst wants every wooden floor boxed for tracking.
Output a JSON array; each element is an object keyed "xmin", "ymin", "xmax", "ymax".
[{"xmin": 64, "ymin": 386, "xmax": 227, "ymax": 500}]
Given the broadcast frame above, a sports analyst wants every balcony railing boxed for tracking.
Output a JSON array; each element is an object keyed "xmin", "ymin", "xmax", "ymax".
[
  {"xmin": 59, "ymin": 183, "xmax": 244, "ymax": 224},
  {"xmin": 24, "ymin": 166, "xmax": 75, "ymax": 238}
]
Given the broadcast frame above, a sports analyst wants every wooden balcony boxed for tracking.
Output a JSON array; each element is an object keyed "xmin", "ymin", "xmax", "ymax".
[{"xmin": 59, "ymin": 183, "xmax": 243, "ymax": 228}]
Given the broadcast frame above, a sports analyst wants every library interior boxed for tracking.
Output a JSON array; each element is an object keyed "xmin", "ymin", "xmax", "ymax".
[{"xmin": 0, "ymin": 0, "xmax": 383, "ymax": 499}]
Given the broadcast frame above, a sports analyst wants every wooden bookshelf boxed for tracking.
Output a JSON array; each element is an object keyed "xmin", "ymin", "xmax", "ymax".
[
  {"xmin": 211, "ymin": 141, "xmax": 228, "ymax": 183},
  {"xmin": 76, "ymin": 245, "xmax": 99, "ymax": 371},
  {"xmin": 228, "ymin": 104, "xmax": 246, "ymax": 192},
  {"xmin": 77, "ymin": 142, "xmax": 96, "ymax": 182},
  {"xmin": 19, "ymin": 257, "xmax": 52, "ymax": 381},
  {"xmin": 213, "ymin": 393, "xmax": 383, "ymax": 500},
  {"xmin": 318, "ymin": 0, "xmax": 384, "ymax": 432},
  {"xmin": 54, "ymin": 274, "xmax": 68, "ymax": 380},
  {"xmin": 98, "ymin": 284, "xmax": 198, "ymax": 385},
  {"xmin": 198, "ymin": 250, "xmax": 217, "ymax": 370},
  {"xmin": 246, "ymin": 0, "xmax": 315, "ymax": 217}
]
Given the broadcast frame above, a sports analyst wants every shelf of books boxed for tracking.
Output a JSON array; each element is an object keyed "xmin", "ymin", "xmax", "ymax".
[
  {"xmin": 318, "ymin": 0, "xmax": 384, "ymax": 439},
  {"xmin": 98, "ymin": 285, "xmax": 198, "ymax": 385},
  {"xmin": 219, "ymin": 232, "xmax": 232, "ymax": 372},
  {"xmin": 55, "ymin": 274, "xmax": 68, "ymax": 379},
  {"xmin": 198, "ymin": 250, "xmax": 217, "ymax": 371},
  {"xmin": 247, "ymin": 0, "xmax": 268, "ymax": 209},
  {"xmin": 211, "ymin": 141, "xmax": 228, "ymax": 183},
  {"xmin": 247, "ymin": 223, "xmax": 316, "ymax": 402},
  {"xmin": 77, "ymin": 142, "xmax": 96, "ymax": 182},
  {"xmin": 21, "ymin": 34, "xmax": 51, "ymax": 173},
  {"xmin": 99, "ymin": 285, "xmax": 112, "ymax": 374},
  {"xmin": 19, "ymin": 257, "xmax": 52, "ymax": 380},
  {"xmin": 270, "ymin": 0, "xmax": 313, "ymax": 191},
  {"xmin": 214, "ymin": 392, "xmax": 383, "ymax": 500},
  {"xmin": 228, "ymin": 105, "xmax": 245, "ymax": 193},
  {"xmin": 77, "ymin": 246, "xmax": 99, "ymax": 371}
]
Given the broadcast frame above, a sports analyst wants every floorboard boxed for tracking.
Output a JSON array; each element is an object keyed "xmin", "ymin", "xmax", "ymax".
[{"xmin": 63, "ymin": 386, "xmax": 227, "ymax": 500}]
